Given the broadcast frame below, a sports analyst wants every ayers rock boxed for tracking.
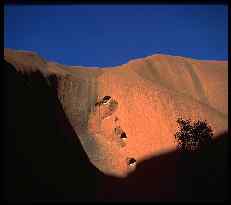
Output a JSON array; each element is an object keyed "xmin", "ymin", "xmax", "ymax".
[{"xmin": 4, "ymin": 48, "xmax": 228, "ymax": 180}]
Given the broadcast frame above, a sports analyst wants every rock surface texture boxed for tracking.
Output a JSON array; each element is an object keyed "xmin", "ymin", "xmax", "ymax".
[{"xmin": 4, "ymin": 48, "xmax": 228, "ymax": 179}]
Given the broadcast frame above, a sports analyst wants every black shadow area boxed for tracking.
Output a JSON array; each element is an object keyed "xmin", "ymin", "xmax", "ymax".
[
  {"xmin": 3, "ymin": 61, "xmax": 105, "ymax": 202},
  {"xmin": 97, "ymin": 133, "xmax": 229, "ymax": 202}
]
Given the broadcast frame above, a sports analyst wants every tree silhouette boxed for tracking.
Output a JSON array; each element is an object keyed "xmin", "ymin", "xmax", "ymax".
[{"xmin": 174, "ymin": 118, "xmax": 213, "ymax": 152}]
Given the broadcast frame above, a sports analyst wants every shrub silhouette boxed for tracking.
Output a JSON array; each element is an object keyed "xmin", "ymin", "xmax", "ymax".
[{"xmin": 174, "ymin": 118, "xmax": 213, "ymax": 152}]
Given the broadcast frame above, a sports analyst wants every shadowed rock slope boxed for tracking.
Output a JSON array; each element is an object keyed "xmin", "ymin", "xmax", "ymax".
[{"xmin": 4, "ymin": 48, "xmax": 228, "ymax": 180}]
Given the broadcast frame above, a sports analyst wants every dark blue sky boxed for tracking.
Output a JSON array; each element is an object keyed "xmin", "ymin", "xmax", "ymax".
[{"xmin": 4, "ymin": 5, "xmax": 228, "ymax": 67}]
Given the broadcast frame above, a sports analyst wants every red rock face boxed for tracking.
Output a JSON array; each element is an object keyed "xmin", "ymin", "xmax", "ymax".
[{"xmin": 4, "ymin": 48, "xmax": 228, "ymax": 178}]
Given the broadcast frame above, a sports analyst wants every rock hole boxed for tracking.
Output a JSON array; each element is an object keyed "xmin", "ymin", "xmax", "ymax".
[
  {"xmin": 102, "ymin": 96, "xmax": 111, "ymax": 104},
  {"xmin": 120, "ymin": 132, "xmax": 127, "ymax": 140},
  {"xmin": 128, "ymin": 158, "xmax": 136, "ymax": 167},
  {"xmin": 94, "ymin": 96, "xmax": 118, "ymax": 119},
  {"xmin": 95, "ymin": 96, "xmax": 111, "ymax": 106}
]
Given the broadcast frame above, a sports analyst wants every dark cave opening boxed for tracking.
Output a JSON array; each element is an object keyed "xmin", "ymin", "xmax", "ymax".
[
  {"xmin": 102, "ymin": 96, "xmax": 111, "ymax": 104},
  {"xmin": 128, "ymin": 158, "xmax": 136, "ymax": 166},
  {"xmin": 121, "ymin": 132, "xmax": 127, "ymax": 139}
]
